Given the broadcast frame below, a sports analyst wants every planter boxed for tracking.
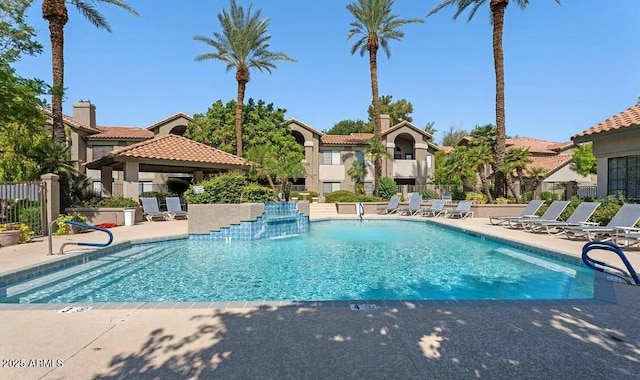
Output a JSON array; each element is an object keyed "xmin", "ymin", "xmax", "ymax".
[
  {"xmin": 0, "ymin": 230, "xmax": 21, "ymax": 247},
  {"xmin": 65, "ymin": 207, "xmax": 144, "ymax": 226}
]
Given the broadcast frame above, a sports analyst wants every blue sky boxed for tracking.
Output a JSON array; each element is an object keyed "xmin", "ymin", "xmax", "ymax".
[{"xmin": 13, "ymin": 0, "xmax": 640, "ymax": 144}]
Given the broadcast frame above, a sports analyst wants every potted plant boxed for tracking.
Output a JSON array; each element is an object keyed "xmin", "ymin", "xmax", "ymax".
[{"xmin": 0, "ymin": 223, "xmax": 34, "ymax": 247}]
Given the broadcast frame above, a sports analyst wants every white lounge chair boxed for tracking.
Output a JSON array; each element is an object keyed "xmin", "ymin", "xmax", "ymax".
[
  {"xmin": 421, "ymin": 199, "xmax": 447, "ymax": 217},
  {"xmin": 376, "ymin": 196, "xmax": 400, "ymax": 214},
  {"xmin": 444, "ymin": 200, "xmax": 474, "ymax": 219},
  {"xmin": 507, "ymin": 200, "xmax": 570, "ymax": 229},
  {"xmin": 564, "ymin": 203, "xmax": 640, "ymax": 241},
  {"xmin": 399, "ymin": 193, "xmax": 422, "ymax": 216},
  {"xmin": 140, "ymin": 197, "xmax": 170, "ymax": 222},
  {"xmin": 523, "ymin": 202, "xmax": 601, "ymax": 235},
  {"xmin": 489, "ymin": 200, "xmax": 545, "ymax": 226},
  {"xmin": 165, "ymin": 197, "xmax": 188, "ymax": 220}
]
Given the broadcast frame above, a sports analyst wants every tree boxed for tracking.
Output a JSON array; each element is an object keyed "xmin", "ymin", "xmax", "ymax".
[
  {"xmin": 440, "ymin": 147, "xmax": 476, "ymax": 191},
  {"xmin": 347, "ymin": 0, "xmax": 423, "ymax": 195},
  {"xmin": 424, "ymin": 121, "xmax": 436, "ymax": 136},
  {"xmin": 570, "ymin": 143, "xmax": 597, "ymax": 176},
  {"xmin": 42, "ymin": 0, "xmax": 138, "ymax": 145},
  {"xmin": 367, "ymin": 94, "xmax": 414, "ymax": 125},
  {"xmin": 1, "ymin": 0, "xmax": 42, "ymax": 63},
  {"xmin": 363, "ymin": 134, "xmax": 390, "ymax": 195},
  {"xmin": 326, "ymin": 119, "xmax": 370, "ymax": 135},
  {"xmin": 194, "ymin": 0, "xmax": 296, "ymax": 157},
  {"xmin": 441, "ymin": 124, "xmax": 468, "ymax": 146},
  {"xmin": 504, "ymin": 147, "xmax": 532, "ymax": 203},
  {"xmin": 347, "ymin": 160, "xmax": 368, "ymax": 194},
  {"xmin": 527, "ymin": 166, "xmax": 548, "ymax": 198},
  {"xmin": 245, "ymin": 143, "xmax": 306, "ymax": 201},
  {"xmin": 428, "ymin": 0, "xmax": 561, "ymax": 197},
  {"xmin": 185, "ymin": 98, "xmax": 304, "ymax": 161},
  {"xmin": 466, "ymin": 144, "xmax": 494, "ymax": 203}
]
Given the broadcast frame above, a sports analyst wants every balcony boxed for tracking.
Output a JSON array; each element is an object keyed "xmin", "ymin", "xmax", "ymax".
[
  {"xmin": 392, "ymin": 159, "xmax": 418, "ymax": 178},
  {"xmin": 319, "ymin": 165, "xmax": 345, "ymax": 181}
]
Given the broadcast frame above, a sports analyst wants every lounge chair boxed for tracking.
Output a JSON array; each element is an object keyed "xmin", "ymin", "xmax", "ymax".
[
  {"xmin": 564, "ymin": 203, "xmax": 640, "ymax": 241},
  {"xmin": 444, "ymin": 200, "xmax": 474, "ymax": 219},
  {"xmin": 420, "ymin": 199, "xmax": 447, "ymax": 217},
  {"xmin": 376, "ymin": 196, "xmax": 400, "ymax": 214},
  {"xmin": 489, "ymin": 200, "xmax": 545, "ymax": 226},
  {"xmin": 399, "ymin": 193, "xmax": 422, "ymax": 216},
  {"xmin": 140, "ymin": 197, "xmax": 170, "ymax": 222},
  {"xmin": 506, "ymin": 200, "xmax": 570, "ymax": 229},
  {"xmin": 612, "ymin": 228, "xmax": 640, "ymax": 248},
  {"xmin": 523, "ymin": 202, "xmax": 601, "ymax": 235},
  {"xmin": 165, "ymin": 197, "xmax": 188, "ymax": 220}
]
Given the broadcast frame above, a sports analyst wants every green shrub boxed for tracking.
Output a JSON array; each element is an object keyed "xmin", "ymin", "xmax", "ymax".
[
  {"xmin": 420, "ymin": 189, "xmax": 439, "ymax": 200},
  {"xmin": 290, "ymin": 190, "xmax": 319, "ymax": 199},
  {"xmin": 140, "ymin": 191, "xmax": 171, "ymax": 204},
  {"xmin": 18, "ymin": 205, "xmax": 41, "ymax": 235},
  {"xmin": 242, "ymin": 184, "xmax": 275, "ymax": 203},
  {"xmin": 184, "ymin": 172, "xmax": 248, "ymax": 204},
  {"xmin": 97, "ymin": 196, "xmax": 139, "ymax": 208},
  {"xmin": 166, "ymin": 178, "xmax": 190, "ymax": 196},
  {"xmin": 325, "ymin": 190, "xmax": 358, "ymax": 203},
  {"xmin": 465, "ymin": 192, "xmax": 487, "ymax": 204},
  {"xmin": 378, "ymin": 177, "xmax": 398, "ymax": 199},
  {"xmin": 0, "ymin": 222, "xmax": 34, "ymax": 243},
  {"xmin": 495, "ymin": 197, "xmax": 509, "ymax": 204},
  {"xmin": 53, "ymin": 214, "xmax": 87, "ymax": 236},
  {"xmin": 451, "ymin": 188, "xmax": 466, "ymax": 201},
  {"xmin": 540, "ymin": 191, "xmax": 559, "ymax": 202}
]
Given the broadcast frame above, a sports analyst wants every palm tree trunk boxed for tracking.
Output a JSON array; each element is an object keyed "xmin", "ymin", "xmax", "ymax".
[
  {"xmin": 490, "ymin": 0, "xmax": 508, "ymax": 198},
  {"xmin": 43, "ymin": 0, "xmax": 68, "ymax": 146},
  {"xmin": 235, "ymin": 65, "xmax": 249, "ymax": 157},
  {"xmin": 478, "ymin": 171, "xmax": 494, "ymax": 203},
  {"xmin": 368, "ymin": 40, "xmax": 382, "ymax": 195},
  {"xmin": 505, "ymin": 174, "xmax": 519, "ymax": 202}
]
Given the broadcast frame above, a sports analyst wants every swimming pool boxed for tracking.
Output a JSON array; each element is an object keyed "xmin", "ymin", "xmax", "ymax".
[{"xmin": 1, "ymin": 220, "xmax": 593, "ymax": 303}]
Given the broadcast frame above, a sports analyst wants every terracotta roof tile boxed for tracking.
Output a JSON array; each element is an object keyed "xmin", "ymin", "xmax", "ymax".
[
  {"xmin": 506, "ymin": 137, "xmax": 562, "ymax": 154},
  {"xmin": 96, "ymin": 135, "xmax": 250, "ymax": 166},
  {"xmin": 525, "ymin": 155, "xmax": 572, "ymax": 176},
  {"xmin": 573, "ymin": 104, "xmax": 640, "ymax": 140},
  {"xmin": 89, "ymin": 126, "xmax": 154, "ymax": 140},
  {"xmin": 145, "ymin": 112, "xmax": 193, "ymax": 130},
  {"xmin": 321, "ymin": 133, "xmax": 374, "ymax": 145},
  {"xmin": 440, "ymin": 146, "xmax": 454, "ymax": 153},
  {"xmin": 41, "ymin": 109, "xmax": 102, "ymax": 133}
]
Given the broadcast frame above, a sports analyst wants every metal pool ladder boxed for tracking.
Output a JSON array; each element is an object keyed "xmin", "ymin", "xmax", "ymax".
[
  {"xmin": 48, "ymin": 220, "xmax": 114, "ymax": 256},
  {"xmin": 582, "ymin": 241, "xmax": 640, "ymax": 285}
]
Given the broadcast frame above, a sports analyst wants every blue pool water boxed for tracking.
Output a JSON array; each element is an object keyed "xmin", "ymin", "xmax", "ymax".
[{"xmin": 1, "ymin": 220, "xmax": 593, "ymax": 303}]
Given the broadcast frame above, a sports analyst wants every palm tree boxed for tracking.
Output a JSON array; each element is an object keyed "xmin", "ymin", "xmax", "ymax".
[
  {"xmin": 42, "ymin": 0, "xmax": 138, "ymax": 145},
  {"xmin": 466, "ymin": 144, "xmax": 494, "ymax": 203},
  {"xmin": 363, "ymin": 135, "xmax": 390, "ymax": 195},
  {"xmin": 194, "ymin": 0, "xmax": 296, "ymax": 158},
  {"xmin": 245, "ymin": 144, "xmax": 277, "ymax": 189},
  {"xmin": 527, "ymin": 166, "xmax": 548, "ymax": 199},
  {"xmin": 504, "ymin": 147, "xmax": 531, "ymax": 202},
  {"xmin": 347, "ymin": 159, "xmax": 368, "ymax": 194},
  {"xmin": 347, "ymin": 0, "xmax": 423, "ymax": 194},
  {"xmin": 428, "ymin": 0, "xmax": 560, "ymax": 197}
]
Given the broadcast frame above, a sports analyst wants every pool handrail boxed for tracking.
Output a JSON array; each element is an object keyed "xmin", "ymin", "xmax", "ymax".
[
  {"xmin": 581, "ymin": 241, "xmax": 640, "ymax": 285},
  {"xmin": 48, "ymin": 220, "xmax": 114, "ymax": 256}
]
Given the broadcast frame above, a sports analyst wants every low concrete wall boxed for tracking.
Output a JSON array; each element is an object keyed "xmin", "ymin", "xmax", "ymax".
[
  {"xmin": 335, "ymin": 202, "xmax": 527, "ymax": 217},
  {"xmin": 65, "ymin": 207, "xmax": 144, "ymax": 226},
  {"xmin": 297, "ymin": 201, "xmax": 310, "ymax": 217}
]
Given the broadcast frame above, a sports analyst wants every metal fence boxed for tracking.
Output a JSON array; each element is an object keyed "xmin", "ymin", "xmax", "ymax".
[
  {"xmin": 577, "ymin": 185, "xmax": 597, "ymax": 198},
  {"xmin": 0, "ymin": 182, "xmax": 45, "ymax": 235}
]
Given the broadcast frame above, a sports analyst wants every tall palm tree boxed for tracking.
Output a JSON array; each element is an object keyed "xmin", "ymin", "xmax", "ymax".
[
  {"xmin": 194, "ymin": 0, "xmax": 296, "ymax": 157},
  {"xmin": 428, "ymin": 0, "xmax": 560, "ymax": 197},
  {"xmin": 347, "ymin": 0, "xmax": 423, "ymax": 194},
  {"xmin": 42, "ymin": 0, "xmax": 138, "ymax": 145}
]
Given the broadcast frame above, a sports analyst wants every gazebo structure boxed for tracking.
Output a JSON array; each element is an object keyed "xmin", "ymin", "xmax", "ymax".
[{"xmin": 85, "ymin": 134, "xmax": 251, "ymax": 200}]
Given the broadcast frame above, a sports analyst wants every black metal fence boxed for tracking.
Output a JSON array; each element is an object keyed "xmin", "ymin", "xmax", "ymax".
[{"xmin": 0, "ymin": 182, "xmax": 44, "ymax": 235}]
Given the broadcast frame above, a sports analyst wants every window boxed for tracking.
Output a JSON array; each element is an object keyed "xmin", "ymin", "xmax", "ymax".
[
  {"xmin": 363, "ymin": 182, "xmax": 373, "ymax": 195},
  {"xmin": 608, "ymin": 155, "xmax": 640, "ymax": 200},
  {"xmin": 394, "ymin": 154, "xmax": 402, "ymax": 159},
  {"xmin": 356, "ymin": 151, "xmax": 365, "ymax": 162},
  {"xmin": 92, "ymin": 145, "xmax": 113, "ymax": 160},
  {"xmin": 139, "ymin": 181, "xmax": 153, "ymax": 194},
  {"xmin": 405, "ymin": 154, "xmax": 413, "ymax": 160},
  {"xmin": 92, "ymin": 181, "xmax": 102, "ymax": 196},
  {"xmin": 322, "ymin": 151, "xmax": 341, "ymax": 165},
  {"xmin": 322, "ymin": 182, "xmax": 340, "ymax": 194}
]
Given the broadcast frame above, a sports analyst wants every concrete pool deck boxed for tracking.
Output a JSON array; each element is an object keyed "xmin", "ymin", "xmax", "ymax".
[{"xmin": 0, "ymin": 216, "xmax": 639, "ymax": 379}]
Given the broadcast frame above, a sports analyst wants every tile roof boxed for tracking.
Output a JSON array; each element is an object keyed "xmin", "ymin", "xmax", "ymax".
[
  {"xmin": 145, "ymin": 112, "xmax": 193, "ymax": 131},
  {"xmin": 88, "ymin": 126, "xmax": 154, "ymax": 140},
  {"xmin": 525, "ymin": 155, "xmax": 572, "ymax": 176},
  {"xmin": 286, "ymin": 118, "xmax": 324, "ymax": 136},
  {"xmin": 41, "ymin": 109, "xmax": 102, "ymax": 133},
  {"xmin": 321, "ymin": 133, "xmax": 374, "ymax": 145},
  {"xmin": 506, "ymin": 137, "xmax": 567, "ymax": 155},
  {"xmin": 91, "ymin": 135, "xmax": 250, "ymax": 166},
  {"xmin": 573, "ymin": 104, "xmax": 640, "ymax": 140},
  {"xmin": 439, "ymin": 146, "xmax": 454, "ymax": 153}
]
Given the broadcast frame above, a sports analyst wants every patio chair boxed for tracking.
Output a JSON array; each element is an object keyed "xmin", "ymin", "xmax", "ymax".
[
  {"xmin": 399, "ymin": 193, "xmax": 422, "ymax": 216},
  {"xmin": 165, "ymin": 197, "xmax": 188, "ymax": 220},
  {"xmin": 564, "ymin": 203, "xmax": 640, "ymax": 241},
  {"xmin": 489, "ymin": 200, "xmax": 545, "ymax": 226},
  {"xmin": 140, "ymin": 197, "xmax": 170, "ymax": 222},
  {"xmin": 420, "ymin": 199, "xmax": 447, "ymax": 217},
  {"xmin": 506, "ymin": 200, "xmax": 570, "ymax": 229},
  {"xmin": 523, "ymin": 202, "xmax": 601, "ymax": 235},
  {"xmin": 376, "ymin": 196, "xmax": 400, "ymax": 214},
  {"xmin": 441, "ymin": 192, "xmax": 453, "ymax": 203},
  {"xmin": 444, "ymin": 200, "xmax": 474, "ymax": 219},
  {"xmin": 612, "ymin": 228, "xmax": 640, "ymax": 248}
]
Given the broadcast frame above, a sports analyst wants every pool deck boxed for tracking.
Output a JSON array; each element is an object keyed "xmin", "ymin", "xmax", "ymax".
[{"xmin": 1, "ymin": 216, "xmax": 639, "ymax": 379}]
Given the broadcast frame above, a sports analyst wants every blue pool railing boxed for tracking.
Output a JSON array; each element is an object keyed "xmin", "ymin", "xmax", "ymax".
[
  {"xmin": 582, "ymin": 241, "xmax": 640, "ymax": 285},
  {"xmin": 48, "ymin": 220, "xmax": 114, "ymax": 256}
]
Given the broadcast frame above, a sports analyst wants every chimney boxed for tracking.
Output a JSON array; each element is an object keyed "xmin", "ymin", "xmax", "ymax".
[
  {"xmin": 72, "ymin": 101, "xmax": 96, "ymax": 129},
  {"xmin": 381, "ymin": 114, "xmax": 391, "ymax": 133}
]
